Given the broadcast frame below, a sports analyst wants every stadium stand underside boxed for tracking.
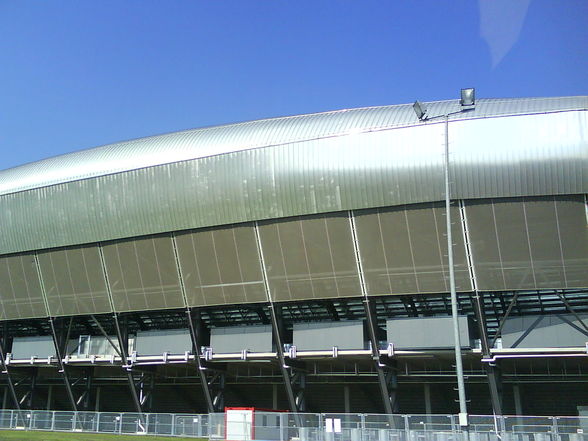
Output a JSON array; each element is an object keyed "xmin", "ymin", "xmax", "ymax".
[{"xmin": 0, "ymin": 96, "xmax": 586, "ymax": 416}]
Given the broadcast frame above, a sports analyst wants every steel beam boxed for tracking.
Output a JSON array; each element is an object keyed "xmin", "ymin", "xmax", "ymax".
[
  {"xmin": 0, "ymin": 329, "xmax": 20, "ymax": 411},
  {"xmin": 253, "ymin": 221, "xmax": 305, "ymax": 413},
  {"xmin": 364, "ymin": 296, "xmax": 395, "ymax": 414},
  {"xmin": 268, "ymin": 302, "xmax": 306, "ymax": 412},
  {"xmin": 491, "ymin": 292, "xmax": 519, "ymax": 348},
  {"xmin": 48, "ymin": 317, "xmax": 78, "ymax": 411},
  {"xmin": 556, "ymin": 291, "xmax": 588, "ymax": 333},
  {"xmin": 25, "ymin": 369, "xmax": 37, "ymax": 408},
  {"xmin": 95, "ymin": 244, "xmax": 143, "ymax": 413},
  {"xmin": 89, "ymin": 315, "xmax": 123, "ymax": 359},
  {"xmin": 273, "ymin": 303, "xmax": 304, "ymax": 411},
  {"xmin": 171, "ymin": 232, "xmax": 224, "ymax": 413},
  {"xmin": 472, "ymin": 293, "xmax": 503, "ymax": 415},
  {"xmin": 77, "ymin": 368, "xmax": 94, "ymax": 410},
  {"xmin": 349, "ymin": 210, "xmax": 396, "ymax": 414},
  {"xmin": 112, "ymin": 313, "xmax": 143, "ymax": 413},
  {"xmin": 186, "ymin": 307, "xmax": 218, "ymax": 413}
]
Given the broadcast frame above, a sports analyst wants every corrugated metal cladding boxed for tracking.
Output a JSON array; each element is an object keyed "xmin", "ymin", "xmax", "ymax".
[
  {"xmin": 1, "ymin": 107, "xmax": 587, "ymax": 255},
  {"xmin": 0, "ymin": 195, "xmax": 585, "ymax": 320},
  {"xmin": 2, "ymin": 96, "xmax": 585, "ymax": 197}
]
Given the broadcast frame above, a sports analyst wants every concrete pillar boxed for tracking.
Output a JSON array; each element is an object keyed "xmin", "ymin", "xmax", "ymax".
[
  {"xmin": 424, "ymin": 383, "xmax": 432, "ymax": 415},
  {"xmin": 513, "ymin": 384, "xmax": 523, "ymax": 415},
  {"xmin": 95, "ymin": 387, "xmax": 101, "ymax": 411},
  {"xmin": 46, "ymin": 385, "xmax": 53, "ymax": 410},
  {"xmin": 344, "ymin": 385, "xmax": 351, "ymax": 413}
]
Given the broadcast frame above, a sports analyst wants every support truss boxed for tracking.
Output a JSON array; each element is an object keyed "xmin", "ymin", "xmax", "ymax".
[
  {"xmin": 48, "ymin": 317, "xmax": 79, "ymax": 411},
  {"xmin": 186, "ymin": 307, "xmax": 226, "ymax": 413},
  {"xmin": 364, "ymin": 297, "xmax": 397, "ymax": 414},
  {"xmin": 269, "ymin": 302, "xmax": 307, "ymax": 413},
  {"xmin": 0, "ymin": 328, "xmax": 21, "ymax": 411},
  {"xmin": 472, "ymin": 293, "xmax": 503, "ymax": 415}
]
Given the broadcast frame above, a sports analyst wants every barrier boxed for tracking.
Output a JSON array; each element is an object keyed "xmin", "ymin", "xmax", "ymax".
[{"xmin": 0, "ymin": 410, "xmax": 586, "ymax": 441}]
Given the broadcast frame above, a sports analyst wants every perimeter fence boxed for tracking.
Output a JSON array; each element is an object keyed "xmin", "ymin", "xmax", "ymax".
[{"xmin": 0, "ymin": 409, "xmax": 587, "ymax": 441}]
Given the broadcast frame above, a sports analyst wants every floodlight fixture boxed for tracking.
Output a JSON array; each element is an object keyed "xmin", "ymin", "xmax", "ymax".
[
  {"xmin": 412, "ymin": 100, "xmax": 427, "ymax": 120},
  {"xmin": 460, "ymin": 88, "xmax": 475, "ymax": 107}
]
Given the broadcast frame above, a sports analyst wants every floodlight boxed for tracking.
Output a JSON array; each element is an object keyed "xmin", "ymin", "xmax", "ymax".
[
  {"xmin": 412, "ymin": 101, "xmax": 427, "ymax": 120},
  {"xmin": 460, "ymin": 88, "xmax": 475, "ymax": 107}
]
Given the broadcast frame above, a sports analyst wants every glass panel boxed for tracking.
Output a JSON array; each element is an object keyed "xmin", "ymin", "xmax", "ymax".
[
  {"xmin": 462, "ymin": 200, "xmax": 506, "ymax": 290},
  {"xmin": 258, "ymin": 212, "xmax": 361, "ymax": 302},
  {"xmin": 0, "ymin": 253, "xmax": 47, "ymax": 319},
  {"xmin": 175, "ymin": 223, "xmax": 267, "ymax": 307},
  {"xmin": 467, "ymin": 195, "xmax": 587, "ymax": 291},
  {"xmin": 37, "ymin": 245, "xmax": 112, "ymax": 316},
  {"xmin": 355, "ymin": 202, "xmax": 471, "ymax": 295},
  {"xmin": 102, "ymin": 234, "xmax": 184, "ymax": 312},
  {"xmin": 555, "ymin": 195, "xmax": 588, "ymax": 288},
  {"xmin": 524, "ymin": 198, "xmax": 567, "ymax": 288}
]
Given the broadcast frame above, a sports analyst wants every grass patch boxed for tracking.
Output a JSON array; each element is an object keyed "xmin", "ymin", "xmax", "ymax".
[{"xmin": 0, "ymin": 429, "xmax": 206, "ymax": 441}]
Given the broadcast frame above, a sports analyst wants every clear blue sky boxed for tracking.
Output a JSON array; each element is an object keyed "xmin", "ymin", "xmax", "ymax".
[{"xmin": 1, "ymin": 0, "xmax": 586, "ymax": 171}]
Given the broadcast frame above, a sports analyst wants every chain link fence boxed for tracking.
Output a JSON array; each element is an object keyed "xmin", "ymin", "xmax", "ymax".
[{"xmin": 0, "ymin": 409, "xmax": 586, "ymax": 441}]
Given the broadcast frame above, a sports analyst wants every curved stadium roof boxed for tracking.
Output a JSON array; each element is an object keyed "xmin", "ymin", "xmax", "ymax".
[
  {"xmin": 0, "ymin": 96, "xmax": 586, "ymax": 255},
  {"xmin": 1, "ymin": 96, "xmax": 586, "ymax": 196}
]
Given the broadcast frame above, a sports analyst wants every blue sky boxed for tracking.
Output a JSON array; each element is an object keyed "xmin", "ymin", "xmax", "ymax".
[{"xmin": 1, "ymin": 0, "xmax": 586, "ymax": 171}]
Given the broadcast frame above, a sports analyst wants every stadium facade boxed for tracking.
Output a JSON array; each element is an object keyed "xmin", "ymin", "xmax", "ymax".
[{"xmin": 0, "ymin": 96, "xmax": 586, "ymax": 416}]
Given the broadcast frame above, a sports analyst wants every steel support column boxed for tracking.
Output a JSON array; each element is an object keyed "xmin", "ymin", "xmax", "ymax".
[
  {"xmin": 556, "ymin": 291, "xmax": 588, "ymax": 332},
  {"xmin": 171, "ymin": 232, "xmax": 224, "ymax": 413},
  {"xmin": 95, "ymin": 244, "xmax": 142, "ymax": 413},
  {"xmin": 137, "ymin": 368, "xmax": 156, "ymax": 412},
  {"xmin": 490, "ymin": 293, "xmax": 519, "ymax": 349},
  {"xmin": 349, "ymin": 210, "xmax": 396, "ymax": 414},
  {"xmin": 185, "ymin": 307, "xmax": 222, "ymax": 413},
  {"xmin": 112, "ymin": 313, "xmax": 143, "ymax": 413},
  {"xmin": 268, "ymin": 302, "xmax": 306, "ymax": 413},
  {"xmin": 48, "ymin": 317, "xmax": 78, "ymax": 411},
  {"xmin": 77, "ymin": 368, "xmax": 93, "ymax": 410},
  {"xmin": 253, "ymin": 221, "xmax": 305, "ymax": 413},
  {"xmin": 364, "ymin": 296, "xmax": 396, "ymax": 414},
  {"xmin": 0, "ymin": 329, "xmax": 20, "ymax": 411},
  {"xmin": 472, "ymin": 293, "xmax": 503, "ymax": 415}
]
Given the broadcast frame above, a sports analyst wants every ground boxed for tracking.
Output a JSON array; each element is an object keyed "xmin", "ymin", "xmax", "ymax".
[{"xmin": 0, "ymin": 430, "xmax": 206, "ymax": 441}]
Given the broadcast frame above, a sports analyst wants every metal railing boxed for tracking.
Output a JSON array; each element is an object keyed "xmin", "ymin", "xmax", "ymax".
[{"xmin": 0, "ymin": 410, "xmax": 587, "ymax": 441}]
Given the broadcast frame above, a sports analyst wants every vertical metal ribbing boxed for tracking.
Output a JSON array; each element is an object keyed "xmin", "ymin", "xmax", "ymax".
[
  {"xmin": 32, "ymin": 252, "xmax": 51, "ymax": 317},
  {"xmin": 348, "ymin": 210, "xmax": 394, "ymax": 415},
  {"xmin": 170, "ymin": 233, "xmax": 189, "ymax": 309},
  {"xmin": 170, "ymin": 232, "xmax": 215, "ymax": 413},
  {"xmin": 32, "ymin": 253, "xmax": 78, "ymax": 411},
  {"xmin": 96, "ymin": 244, "xmax": 116, "ymax": 314},
  {"xmin": 458, "ymin": 200, "xmax": 477, "ymax": 292},
  {"xmin": 252, "ymin": 222, "xmax": 275, "ymax": 306},
  {"xmin": 347, "ymin": 211, "xmax": 368, "ymax": 299},
  {"xmin": 253, "ymin": 221, "xmax": 300, "ymax": 414}
]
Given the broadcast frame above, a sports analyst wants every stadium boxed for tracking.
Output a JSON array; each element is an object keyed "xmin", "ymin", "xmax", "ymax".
[{"xmin": 0, "ymin": 95, "xmax": 586, "ymax": 418}]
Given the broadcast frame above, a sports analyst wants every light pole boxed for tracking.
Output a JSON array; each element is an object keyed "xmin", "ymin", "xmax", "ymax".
[{"xmin": 413, "ymin": 88, "xmax": 475, "ymax": 426}]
